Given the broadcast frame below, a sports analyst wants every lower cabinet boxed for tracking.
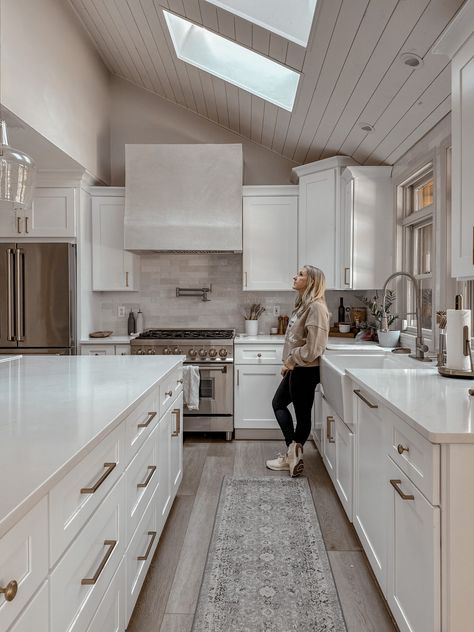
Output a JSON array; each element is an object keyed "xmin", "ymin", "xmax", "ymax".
[
  {"xmin": 321, "ymin": 397, "xmax": 336, "ymax": 482},
  {"xmin": 235, "ymin": 364, "xmax": 282, "ymax": 431},
  {"xmin": 9, "ymin": 582, "xmax": 49, "ymax": 632},
  {"xmin": 334, "ymin": 416, "xmax": 353, "ymax": 520},
  {"xmin": 81, "ymin": 344, "xmax": 131, "ymax": 356},
  {"xmin": 87, "ymin": 562, "xmax": 125, "ymax": 632},
  {"xmin": 170, "ymin": 394, "xmax": 184, "ymax": 498}
]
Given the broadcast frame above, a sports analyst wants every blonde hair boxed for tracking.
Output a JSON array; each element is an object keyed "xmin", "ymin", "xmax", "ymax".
[{"xmin": 294, "ymin": 265, "xmax": 327, "ymax": 314}]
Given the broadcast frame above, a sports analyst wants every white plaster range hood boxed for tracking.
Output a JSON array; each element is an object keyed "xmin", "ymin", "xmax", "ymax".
[{"xmin": 124, "ymin": 144, "xmax": 243, "ymax": 252}]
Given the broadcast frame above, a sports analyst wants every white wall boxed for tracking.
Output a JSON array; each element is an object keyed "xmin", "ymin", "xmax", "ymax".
[
  {"xmin": 2, "ymin": 0, "xmax": 110, "ymax": 183},
  {"xmin": 109, "ymin": 77, "xmax": 298, "ymax": 186}
]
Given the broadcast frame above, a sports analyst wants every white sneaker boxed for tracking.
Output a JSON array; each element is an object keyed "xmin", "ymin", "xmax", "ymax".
[
  {"xmin": 287, "ymin": 442, "xmax": 304, "ymax": 477},
  {"xmin": 266, "ymin": 452, "xmax": 290, "ymax": 471}
]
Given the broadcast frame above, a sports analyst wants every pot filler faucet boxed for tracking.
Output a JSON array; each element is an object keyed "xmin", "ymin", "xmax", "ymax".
[{"xmin": 381, "ymin": 271, "xmax": 431, "ymax": 362}]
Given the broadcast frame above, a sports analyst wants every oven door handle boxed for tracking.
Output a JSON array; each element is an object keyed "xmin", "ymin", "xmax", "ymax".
[{"xmin": 196, "ymin": 365, "xmax": 228, "ymax": 373}]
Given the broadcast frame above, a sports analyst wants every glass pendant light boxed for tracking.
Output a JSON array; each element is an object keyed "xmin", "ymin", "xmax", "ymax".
[{"xmin": 0, "ymin": 119, "xmax": 36, "ymax": 209}]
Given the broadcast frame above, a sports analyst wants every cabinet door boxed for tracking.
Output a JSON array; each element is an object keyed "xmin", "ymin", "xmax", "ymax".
[
  {"xmin": 0, "ymin": 207, "xmax": 20, "ymax": 237},
  {"xmin": 312, "ymin": 386, "xmax": 323, "ymax": 451},
  {"xmin": 27, "ymin": 188, "xmax": 76, "ymax": 237},
  {"xmin": 81, "ymin": 345, "xmax": 115, "ymax": 356},
  {"xmin": 335, "ymin": 417, "xmax": 353, "ymax": 520},
  {"xmin": 8, "ymin": 581, "xmax": 49, "ymax": 632},
  {"xmin": 387, "ymin": 458, "xmax": 440, "ymax": 632},
  {"xmin": 169, "ymin": 392, "xmax": 183, "ymax": 498},
  {"xmin": 156, "ymin": 411, "xmax": 171, "ymax": 526},
  {"xmin": 243, "ymin": 196, "xmax": 297, "ymax": 291},
  {"xmin": 114, "ymin": 344, "xmax": 130, "ymax": 355},
  {"xmin": 321, "ymin": 397, "xmax": 336, "ymax": 483},
  {"xmin": 234, "ymin": 364, "xmax": 282, "ymax": 430},
  {"xmin": 92, "ymin": 197, "xmax": 140, "ymax": 291},
  {"xmin": 298, "ymin": 169, "xmax": 337, "ymax": 289},
  {"xmin": 353, "ymin": 390, "xmax": 389, "ymax": 593},
  {"xmin": 340, "ymin": 177, "xmax": 353, "ymax": 289}
]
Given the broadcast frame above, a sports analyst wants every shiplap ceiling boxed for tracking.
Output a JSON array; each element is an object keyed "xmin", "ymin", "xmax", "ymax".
[{"xmin": 69, "ymin": 0, "xmax": 464, "ymax": 166}]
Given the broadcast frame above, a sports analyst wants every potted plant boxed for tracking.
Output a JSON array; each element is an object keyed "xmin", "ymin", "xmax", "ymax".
[
  {"xmin": 243, "ymin": 303, "xmax": 265, "ymax": 335},
  {"xmin": 356, "ymin": 290, "xmax": 400, "ymax": 347}
]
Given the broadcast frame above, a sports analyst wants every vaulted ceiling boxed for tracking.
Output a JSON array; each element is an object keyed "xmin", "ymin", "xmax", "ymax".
[{"xmin": 69, "ymin": 0, "xmax": 464, "ymax": 166}]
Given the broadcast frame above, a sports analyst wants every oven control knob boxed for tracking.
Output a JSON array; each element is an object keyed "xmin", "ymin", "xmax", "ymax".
[
  {"xmin": 137, "ymin": 349, "xmax": 145, "ymax": 355},
  {"xmin": 208, "ymin": 348, "xmax": 218, "ymax": 358},
  {"xmin": 198, "ymin": 348, "xmax": 207, "ymax": 358},
  {"xmin": 218, "ymin": 348, "xmax": 228, "ymax": 358},
  {"xmin": 189, "ymin": 348, "xmax": 197, "ymax": 359},
  {"xmin": 163, "ymin": 347, "xmax": 171, "ymax": 355},
  {"xmin": 147, "ymin": 348, "xmax": 155, "ymax": 355},
  {"xmin": 173, "ymin": 347, "xmax": 182, "ymax": 355}
]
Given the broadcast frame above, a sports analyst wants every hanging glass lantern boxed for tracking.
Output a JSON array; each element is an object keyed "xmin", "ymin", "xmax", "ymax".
[{"xmin": 0, "ymin": 120, "xmax": 36, "ymax": 209}]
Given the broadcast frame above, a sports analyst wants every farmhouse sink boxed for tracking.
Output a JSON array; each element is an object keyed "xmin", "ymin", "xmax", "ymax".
[{"xmin": 320, "ymin": 353, "xmax": 432, "ymax": 422}]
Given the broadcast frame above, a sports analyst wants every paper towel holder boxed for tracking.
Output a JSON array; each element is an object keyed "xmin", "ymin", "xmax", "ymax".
[{"xmin": 438, "ymin": 325, "xmax": 474, "ymax": 379}]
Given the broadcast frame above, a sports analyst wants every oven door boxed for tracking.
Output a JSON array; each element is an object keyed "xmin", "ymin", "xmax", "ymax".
[{"xmin": 185, "ymin": 362, "xmax": 233, "ymax": 416}]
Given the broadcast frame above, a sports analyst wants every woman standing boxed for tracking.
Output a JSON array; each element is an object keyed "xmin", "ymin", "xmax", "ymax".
[{"xmin": 266, "ymin": 265, "xmax": 329, "ymax": 477}]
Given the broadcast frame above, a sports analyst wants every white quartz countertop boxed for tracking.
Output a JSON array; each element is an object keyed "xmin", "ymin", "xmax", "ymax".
[
  {"xmin": 235, "ymin": 334, "xmax": 388, "ymax": 350},
  {"xmin": 80, "ymin": 335, "xmax": 137, "ymax": 344},
  {"xmin": 0, "ymin": 355, "xmax": 183, "ymax": 537},
  {"xmin": 235, "ymin": 334, "xmax": 285, "ymax": 343},
  {"xmin": 347, "ymin": 367, "xmax": 474, "ymax": 443}
]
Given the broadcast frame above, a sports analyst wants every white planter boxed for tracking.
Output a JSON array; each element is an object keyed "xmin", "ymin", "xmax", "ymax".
[
  {"xmin": 377, "ymin": 330, "xmax": 400, "ymax": 348},
  {"xmin": 244, "ymin": 320, "xmax": 259, "ymax": 335}
]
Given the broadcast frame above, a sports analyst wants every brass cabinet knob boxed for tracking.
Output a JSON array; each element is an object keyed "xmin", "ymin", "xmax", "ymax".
[
  {"xmin": 0, "ymin": 580, "xmax": 18, "ymax": 602},
  {"xmin": 397, "ymin": 444, "xmax": 409, "ymax": 455}
]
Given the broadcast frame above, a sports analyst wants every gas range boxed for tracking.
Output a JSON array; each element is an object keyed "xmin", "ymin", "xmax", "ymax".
[{"xmin": 130, "ymin": 328, "xmax": 235, "ymax": 362}]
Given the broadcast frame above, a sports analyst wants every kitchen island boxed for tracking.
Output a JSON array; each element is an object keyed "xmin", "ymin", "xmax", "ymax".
[{"xmin": 0, "ymin": 354, "xmax": 184, "ymax": 632}]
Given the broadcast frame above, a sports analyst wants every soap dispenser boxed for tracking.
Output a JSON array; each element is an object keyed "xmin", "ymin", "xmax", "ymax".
[
  {"xmin": 127, "ymin": 309, "xmax": 136, "ymax": 335},
  {"xmin": 136, "ymin": 309, "xmax": 144, "ymax": 334}
]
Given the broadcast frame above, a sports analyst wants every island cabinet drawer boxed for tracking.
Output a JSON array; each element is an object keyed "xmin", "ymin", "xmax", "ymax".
[
  {"xmin": 125, "ymin": 425, "xmax": 159, "ymax": 541},
  {"xmin": 126, "ymin": 487, "xmax": 160, "ymax": 623},
  {"xmin": 124, "ymin": 389, "xmax": 159, "ymax": 463},
  {"xmin": 49, "ymin": 424, "xmax": 124, "ymax": 566},
  {"xmin": 50, "ymin": 477, "xmax": 125, "ymax": 632},
  {"xmin": 0, "ymin": 498, "xmax": 48, "ymax": 632},
  {"xmin": 387, "ymin": 410, "xmax": 440, "ymax": 505},
  {"xmin": 86, "ymin": 561, "xmax": 125, "ymax": 632},
  {"xmin": 8, "ymin": 581, "xmax": 49, "ymax": 632},
  {"xmin": 159, "ymin": 365, "xmax": 183, "ymax": 414},
  {"xmin": 235, "ymin": 345, "xmax": 283, "ymax": 364}
]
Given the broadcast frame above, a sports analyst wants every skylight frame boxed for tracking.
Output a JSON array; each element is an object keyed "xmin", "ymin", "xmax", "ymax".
[{"xmin": 163, "ymin": 9, "xmax": 301, "ymax": 112}]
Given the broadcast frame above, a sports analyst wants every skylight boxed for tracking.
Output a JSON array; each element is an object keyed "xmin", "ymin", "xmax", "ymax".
[
  {"xmin": 205, "ymin": 0, "xmax": 318, "ymax": 48},
  {"xmin": 163, "ymin": 10, "xmax": 300, "ymax": 112}
]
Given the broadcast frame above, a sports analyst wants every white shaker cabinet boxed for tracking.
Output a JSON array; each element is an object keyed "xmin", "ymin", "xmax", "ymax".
[
  {"xmin": 340, "ymin": 166, "xmax": 393, "ymax": 289},
  {"xmin": 433, "ymin": 0, "xmax": 474, "ymax": 279},
  {"xmin": 321, "ymin": 396, "xmax": 337, "ymax": 482},
  {"xmin": 292, "ymin": 156, "xmax": 357, "ymax": 289},
  {"xmin": 242, "ymin": 186, "xmax": 298, "ymax": 291},
  {"xmin": 91, "ymin": 188, "xmax": 140, "ymax": 291}
]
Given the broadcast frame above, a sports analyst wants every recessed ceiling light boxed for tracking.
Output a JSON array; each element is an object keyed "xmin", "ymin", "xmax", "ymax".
[
  {"xmin": 163, "ymin": 10, "xmax": 300, "ymax": 111},
  {"xmin": 359, "ymin": 122, "xmax": 374, "ymax": 132},
  {"xmin": 400, "ymin": 52, "xmax": 423, "ymax": 68}
]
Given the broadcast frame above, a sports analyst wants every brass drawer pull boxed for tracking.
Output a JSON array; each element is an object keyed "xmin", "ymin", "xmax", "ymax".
[
  {"xmin": 137, "ymin": 531, "xmax": 157, "ymax": 561},
  {"xmin": 326, "ymin": 416, "xmax": 335, "ymax": 443},
  {"xmin": 397, "ymin": 444, "xmax": 409, "ymax": 455},
  {"xmin": 0, "ymin": 580, "xmax": 18, "ymax": 602},
  {"xmin": 81, "ymin": 462, "xmax": 117, "ymax": 494},
  {"xmin": 81, "ymin": 539, "xmax": 117, "ymax": 585},
  {"xmin": 165, "ymin": 390, "xmax": 173, "ymax": 398},
  {"xmin": 344, "ymin": 267, "xmax": 350, "ymax": 286},
  {"xmin": 137, "ymin": 411, "xmax": 157, "ymax": 429},
  {"xmin": 25, "ymin": 216, "xmax": 29, "ymax": 234},
  {"xmin": 171, "ymin": 408, "xmax": 181, "ymax": 437},
  {"xmin": 354, "ymin": 389, "xmax": 378, "ymax": 408},
  {"xmin": 390, "ymin": 479, "xmax": 414, "ymax": 501},
  {"xmin": 137, "ymin": 465, "xmax": 157, "ymax": 488},
  {"xmin": 17, "ymin": 216, "xmax": 22, "ymax": 234},
  {"xmin": 125, "ymin": 271, "xmax": 129, "ymax": 287}
]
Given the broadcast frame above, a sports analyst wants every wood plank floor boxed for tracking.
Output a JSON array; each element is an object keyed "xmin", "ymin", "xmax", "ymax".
[{"xmin": 127, "ymin": 437, "xmax": 398, "ymax": 632}]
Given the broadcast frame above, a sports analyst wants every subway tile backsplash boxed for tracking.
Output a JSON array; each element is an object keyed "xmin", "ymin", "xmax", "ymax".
[{"xmin": 97, "ymin": 253, "xmax": 375, "ymax": 334}]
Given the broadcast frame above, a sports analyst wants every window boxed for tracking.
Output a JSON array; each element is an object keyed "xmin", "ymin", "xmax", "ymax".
[{"xmin": 400, "ymin": 166, "xmax": 434, "ymax": 331}]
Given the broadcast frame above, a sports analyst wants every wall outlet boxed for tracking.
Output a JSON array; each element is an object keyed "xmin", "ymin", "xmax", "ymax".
[
  {"xmin": 273, "ymin": 305, "xmax": 280, "ymax": 317},
  {"xmin": 118, "ymin": 305, "xmax": 126, "ymax": 318}
]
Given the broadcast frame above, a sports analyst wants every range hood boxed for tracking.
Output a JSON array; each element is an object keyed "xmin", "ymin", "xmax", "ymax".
[{"xmin": 124, "ymin": 144, "xmax": 243, "ymax": 253}]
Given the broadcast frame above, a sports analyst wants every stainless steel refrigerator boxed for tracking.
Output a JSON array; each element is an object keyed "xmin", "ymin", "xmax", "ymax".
[{"xmin": 0, "ymin": 243, "xmax": 76, "ymax": 354}]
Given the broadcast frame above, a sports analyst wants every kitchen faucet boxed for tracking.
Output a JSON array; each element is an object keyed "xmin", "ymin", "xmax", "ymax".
[{"xmin": 381, "ymin": 271, "xmax": 431, "ymax": 362}]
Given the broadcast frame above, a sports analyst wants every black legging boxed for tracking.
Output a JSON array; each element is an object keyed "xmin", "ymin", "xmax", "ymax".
[{"xmin": 272, "ymin": 366, "xmax": 320, "ymax": 447}]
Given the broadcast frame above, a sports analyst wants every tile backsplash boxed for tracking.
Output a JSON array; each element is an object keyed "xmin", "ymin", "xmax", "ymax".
[{"xmin": 97, "ymin": 254, "xmax": 375, "ymax": 334}]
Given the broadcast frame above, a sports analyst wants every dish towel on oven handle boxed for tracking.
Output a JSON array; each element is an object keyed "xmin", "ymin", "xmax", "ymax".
[{"xmin": 183, "ymin": 365, "xmax": 200, "ymax": 410}]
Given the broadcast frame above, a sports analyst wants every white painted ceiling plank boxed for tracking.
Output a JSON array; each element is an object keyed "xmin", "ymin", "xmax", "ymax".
[
  {"xmin": 306, "ymin": 0, "xmax": 399, "ymax": 162},
  {"xmin": 292, "ymin": 0, "xmax": 371, "ymax": 164},
  {"xmin": 69, "ymin": 0, "xmax": 116, "ymax": 73},
  {"xmin": 103, "ymin": 0, "xmax": 155, "ymax": 91},
  {"xmin": 198, "ymin": 0, "xmax": 219, "ymax": 30},
  {"xmin": 167, "ymin": 0, "xmax": 186, "ymax": 16},
  {"xmin": 261, "ymin": 102, "xmax": 279, "ymax": 148},
  {"xmin": 269, "ymin": 34, "xmax": 288, "ymax": 64},
  {"xmin": 365, "ymin": 66, "xmax": 451, "ymax": 164},
  {"xmin": 319, "ymin": 0, "xmax": 432, "ymax": 159},
  {"xmin": 285, "ymin": 42, "xmax": 306, "ymax": 72},
  {"xmin": 252, "ymin": 24, "xmax": 270, "ymax": 56},
  {"xmin": 234, "ymin": 16, "xmax": 252, "ymax": 47},
  {"xmin": 238, "ymin": 89, "xmax": 252, "ymax": 140},
  {"xmin": 384, "ymin": 96, "xmax": 450, "ymax": 165},
  {"xmin": 272, "ymin": 109, "xmax": 292, "ymax": 155},
  {"xmin": 225, "ymin": 84, "xmax": 240, "ymax": 133},
  {"xmin": 216, "ymin": 7, "xmax": 235, "ymax": 38},
  {"xmin": 352, "ymin": 55, "xmax": 450, "ymax": 164},
  {"xmin": 280, "ymin": 0, "xmax": 343, "ymax": 160},
  {"xmin": 186, "ymin": 67, "xmax": 209, "ymax": 116},
  {"xmin": 199, "ymin": 72, "xmax": 219, "ymax": 121},
  {"xmin": 182, "ymin": 0, "xmax": 203, "ymax": 24},
  {"xmin": 250, "ymin": 96, "xmax": 265, "ymax": 144},
  {"xmin": 212, "ymin": 77, "xmax": 230, "ymax": 127}
]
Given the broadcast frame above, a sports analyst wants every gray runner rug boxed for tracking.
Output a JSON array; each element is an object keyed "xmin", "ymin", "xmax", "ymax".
[{"xmin": 192, "ymin": 476, "xmax": 347, "ymax": 632}]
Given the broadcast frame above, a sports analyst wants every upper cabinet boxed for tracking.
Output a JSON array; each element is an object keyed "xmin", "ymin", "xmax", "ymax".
[
  {"xmin": 242, "ymin": 186, "xmax": 298, "ymax": 291},
  {"xmin": 0, "ymin": 187, "xmax": 76, "ymax": 238},
  {"xmin": 341, "ymin": 166, "xmax": 393, "ymax": 290},
  {"xmin": 433, "ymin": 0, "xmax": 474, "ymax": 279},
  {"xmin": 91, "ymin": 188, "xmax": 140, "ymax": 291},
  {"xmin": 292, "ymin": 156, "xmax": 357, "ymax": 290}
]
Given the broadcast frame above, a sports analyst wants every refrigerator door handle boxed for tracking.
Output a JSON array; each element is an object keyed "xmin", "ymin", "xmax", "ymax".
[
  {"xmin": 15, "ymin": 248, "xmax": 25, "ymax": 342},
  {"xmin": 7, "ymin": 248, "xmax": 16, "ymax": 341}
]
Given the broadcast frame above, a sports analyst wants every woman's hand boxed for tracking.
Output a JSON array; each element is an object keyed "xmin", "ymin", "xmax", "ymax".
[{"xmin": 281, "ymin": 366, "xmax": 291, "ymax": 377}]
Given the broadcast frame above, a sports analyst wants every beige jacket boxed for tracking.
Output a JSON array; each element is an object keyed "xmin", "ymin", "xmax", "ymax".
[{"xmin": 282, "ymin": 299, "xmax": 329, "ymax": 368}]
